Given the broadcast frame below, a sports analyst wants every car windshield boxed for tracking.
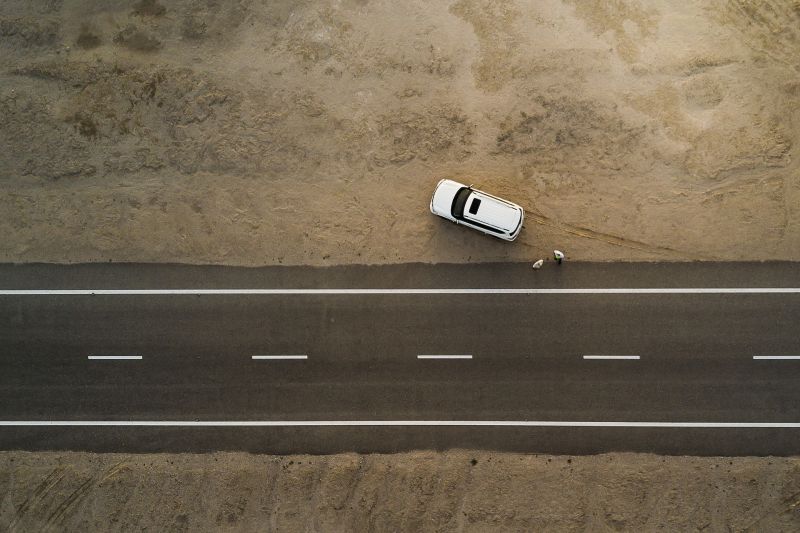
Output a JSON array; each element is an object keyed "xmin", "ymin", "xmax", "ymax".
[{"xmin": 451, "ymin": 187, "xmax": 472, "ymax": 218}]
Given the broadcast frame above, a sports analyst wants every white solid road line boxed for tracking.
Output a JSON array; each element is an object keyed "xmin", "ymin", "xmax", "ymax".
[
  {"xmin": 583, "ymin": 355, "xmax": 640, "ymax": 360},
  {"xmin": 753, "ymin": 356, "xmax": 800, "ymax": 360},
  {"xmin": 1, "ymin": 420, "xmax": 800, "ymax": 428},
  {"xmin": 1, "ymin": 288, "xmax": 800, "ymax": 295},
  {"xmin": 252, "ymin": 355, "xmax": 308, "ymax": 360},
  {"xmin": 87, "ymin": 355, "xmax": 142, "ymax": 360},
  {"xmin": 417, "ymin": 355, "xmax": 473, "ymax": 360}
]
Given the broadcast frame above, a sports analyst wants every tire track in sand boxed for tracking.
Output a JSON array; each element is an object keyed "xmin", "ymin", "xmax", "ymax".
[
  {"xmin": 9, "ymin": 466, "xmax": 65, "ymax": 532},
  {"xmin": 526, "ymin": 210, "xmax": 712, "ymax": 260}
]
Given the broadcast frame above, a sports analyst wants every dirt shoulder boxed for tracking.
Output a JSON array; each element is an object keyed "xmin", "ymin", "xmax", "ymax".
[
  {"xmin": 1, "ymin": 0, "xmax": 799, "ymax": 265},
  {"xmin": 1, "ymin": 451, "xmax": 799, "ymax": 531}
]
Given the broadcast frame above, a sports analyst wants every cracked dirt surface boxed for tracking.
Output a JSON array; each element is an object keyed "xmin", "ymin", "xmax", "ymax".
[
  {"xmin": 0, "ymin": 0, "xmax": 798, "ymax": 265},
  {"xmin": 3, "ymin": 451, "xmax": 800, "ymax": 531}
]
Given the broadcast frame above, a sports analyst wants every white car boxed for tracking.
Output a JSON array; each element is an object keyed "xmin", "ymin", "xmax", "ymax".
[{"xmin": 430, "ymin": 179, "xmax": 524, "ymax": 241}]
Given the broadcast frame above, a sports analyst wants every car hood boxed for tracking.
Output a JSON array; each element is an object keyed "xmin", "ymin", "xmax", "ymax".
[{"xmin": 431, "ymin": 179, "xmax": 465, "ymax": 216}]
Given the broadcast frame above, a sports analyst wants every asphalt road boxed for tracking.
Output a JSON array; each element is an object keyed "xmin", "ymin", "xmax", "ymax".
[{"xmin": 1, "ymin": 261, "xmax": 799, "ymax": 455}]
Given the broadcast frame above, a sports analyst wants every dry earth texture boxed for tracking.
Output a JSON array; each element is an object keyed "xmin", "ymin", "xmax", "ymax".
[
  {"xmin": 1, "ymin": 451, "xmax": 800, "ymax": 531},
  {"xmin": 0, "ymin": 0, "xmax": 799, "ymax": 264}
]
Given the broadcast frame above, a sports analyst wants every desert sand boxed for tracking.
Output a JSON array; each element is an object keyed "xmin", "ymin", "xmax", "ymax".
[
  {"xmin": 1, "ymin": 0, "xmax": 798, "ymax": 265},
  {"xmin": 3, "ymin": 451, "xmax": 800, "ymax": 531}
]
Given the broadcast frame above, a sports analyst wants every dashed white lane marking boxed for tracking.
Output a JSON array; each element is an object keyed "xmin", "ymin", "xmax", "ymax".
[
  {"xmin": 1, "ymin": 420, "xmax": 800, "ymax": 428},
  {"xmin": 753, "ymin": 356, "xmax": 800, "ymax": 360},
  {"xmin": 252, "ymin": 355, "xmax": 308, "ymax": 360},
  {"xmin": 417, "ymin": 355, "xmax": 473, "ymax": 360},
  {"xmin": 88, "ymin": 355, "xmax": 142, "ymax": 360},
  {"xmin": 2, "ymin": 288, "xmax": 800, "ymax": 295},
  {"xmin": 583, "ymin": 355, "xmax": 640, "ymax": 360}
]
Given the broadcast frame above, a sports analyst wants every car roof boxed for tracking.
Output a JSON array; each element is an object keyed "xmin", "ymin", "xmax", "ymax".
[{"xmin": 462, "ymin": 191, "xmax": 521, "ymax": 232}]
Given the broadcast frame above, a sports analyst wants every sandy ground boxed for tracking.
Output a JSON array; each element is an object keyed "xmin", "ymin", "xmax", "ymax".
[
  {"xmin": 0, "ymin": 0, "xmax": 799, "ymax": 265},
  {"xmin": 0, "ymin": 451, "xmax": 799, "ymax": 531}
]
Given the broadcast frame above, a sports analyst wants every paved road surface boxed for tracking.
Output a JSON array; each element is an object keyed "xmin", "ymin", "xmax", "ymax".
[{"xmin": 0, "ymin": 262, "xmax": 798, "ymax": 455}]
